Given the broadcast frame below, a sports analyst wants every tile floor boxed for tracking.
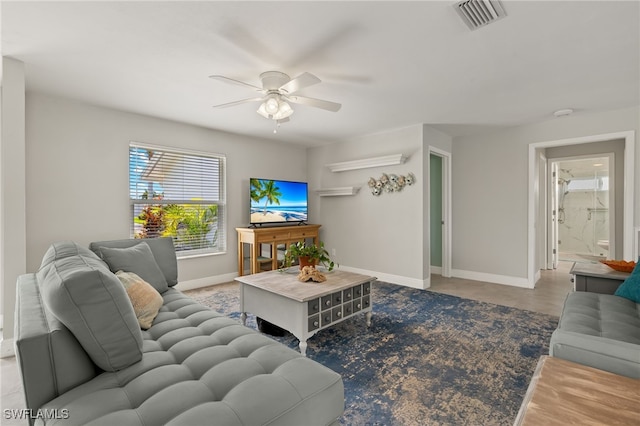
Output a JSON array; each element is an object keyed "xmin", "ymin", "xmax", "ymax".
[{"xmin": 0, "ymin": 262, "xmax": 575, "ymax": 422}]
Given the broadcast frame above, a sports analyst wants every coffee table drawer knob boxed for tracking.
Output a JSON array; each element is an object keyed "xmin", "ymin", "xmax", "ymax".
[{"xmin": 321, "ymin": 295, "xmax": 332, "ymax": 309}]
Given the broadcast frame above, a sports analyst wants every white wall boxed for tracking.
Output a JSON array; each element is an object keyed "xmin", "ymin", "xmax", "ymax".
[
  {"xmin": 1, "ymin": 57, "xmax": 27, "ymax": 354},
  {"xmin": 308, "ymin": 124, "xmax": 427, "ymax": 288},
  {"xmin": 25, "ymin": 93, "xmax": 308, "ymax": 283},
  {"xmin": 452, "ymin": 106, "xmax": 639, "ymax": 285}
]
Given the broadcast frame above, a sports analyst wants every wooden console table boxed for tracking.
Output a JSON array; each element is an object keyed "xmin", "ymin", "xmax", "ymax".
[
  {"xmin": 236, "ymin": 224, "xmax": 321, "ymax": 276},
  {"xmin": 514, "ymin": 356, "xmax": 639, "ymax": 425}
]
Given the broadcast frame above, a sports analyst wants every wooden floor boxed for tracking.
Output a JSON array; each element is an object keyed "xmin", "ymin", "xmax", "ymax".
[
  {"xmin": 0, "ymin": 262, "xmax": 574, "ymax": 423},
  {"xmin": 429, "ymin": 261, "xmax": 574, "ymax": 317}
]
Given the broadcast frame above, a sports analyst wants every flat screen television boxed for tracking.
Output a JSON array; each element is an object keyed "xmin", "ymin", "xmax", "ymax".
[{"xmin": 250, "ymin": 178, "xmax": 308, "ymax": 225}]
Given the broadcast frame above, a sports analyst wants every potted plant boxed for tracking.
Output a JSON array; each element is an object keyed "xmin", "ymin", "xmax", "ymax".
[{"xmin": 282, "ymin": 241, "xmax": 337, "ymax": 272}]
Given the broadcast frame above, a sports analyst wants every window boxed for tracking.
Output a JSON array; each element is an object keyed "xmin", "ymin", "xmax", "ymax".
[{"xmin": 129, "ymin": 143, "xmax": 226, "ymax": 257}]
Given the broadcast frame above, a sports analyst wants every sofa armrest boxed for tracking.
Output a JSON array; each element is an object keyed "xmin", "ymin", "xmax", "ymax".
[{"xmin": 14, "ymin": 273, "xmax": 97, "ymax": 421}]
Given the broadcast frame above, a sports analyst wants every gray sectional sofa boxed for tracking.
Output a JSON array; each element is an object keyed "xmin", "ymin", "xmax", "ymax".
[
  {"xmin": 15, "ymin": 238, "xmax": 344, "ymax": 425},
  {"xmin": 550, "ymin": 290, "xmax": 640, "ymax": 378}
]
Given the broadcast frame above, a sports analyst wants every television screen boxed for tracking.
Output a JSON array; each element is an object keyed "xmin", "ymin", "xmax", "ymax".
[{"xmin": 250, "ymin": 178, "xmax": 308, "ymax": 225}]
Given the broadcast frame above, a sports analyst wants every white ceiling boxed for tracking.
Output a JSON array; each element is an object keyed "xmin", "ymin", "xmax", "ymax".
[{"xmin": 2, "ymin": 1, "xmax": 639, "ymax": 146}]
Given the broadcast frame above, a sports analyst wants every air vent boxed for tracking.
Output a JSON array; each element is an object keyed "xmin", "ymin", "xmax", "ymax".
[{"xmin": 455, "ymin": 0, "xmax": 506, "ymax": 30}]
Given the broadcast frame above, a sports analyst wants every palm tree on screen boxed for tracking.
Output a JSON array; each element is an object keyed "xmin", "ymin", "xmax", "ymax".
[
  {"xmin": 250, "ymin": 179, "xmax": 264, "ymax": 204},
  {"xmin": 260, "ymin": 180, "xmax": 282, "ymax": 215}
]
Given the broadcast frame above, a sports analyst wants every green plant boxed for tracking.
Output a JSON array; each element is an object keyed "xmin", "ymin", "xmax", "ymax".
[
  {"xmin": 282, "ymin": 241, "xmax": 336, "ymax": 271},
  {"xmin": 162, "ymin": 204, "xmax": 218, "ymax": 251}
]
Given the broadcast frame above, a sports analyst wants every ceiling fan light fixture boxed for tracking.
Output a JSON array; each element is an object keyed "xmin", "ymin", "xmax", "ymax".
[
  {"xmin": 257, "ymin": 97, "xmax": 294, "ymax": 121},
  {"xmin": 275, "ymin": 101, "xmax": 293, "ymax": 119},
  {"xmin": 264, "ymin": 95, "xmax": 280, "ymax": 114}
]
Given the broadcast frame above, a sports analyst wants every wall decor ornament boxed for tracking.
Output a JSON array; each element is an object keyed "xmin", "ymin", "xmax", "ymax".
[{"xmin": 368, "ymin": 172, "xmax": 415, "ymax": 196}]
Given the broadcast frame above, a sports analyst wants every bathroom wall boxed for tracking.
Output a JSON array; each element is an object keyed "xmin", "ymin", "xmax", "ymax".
[{"xmin": 556, "ymin": 158, "xmax": 610, "ymax": 259}]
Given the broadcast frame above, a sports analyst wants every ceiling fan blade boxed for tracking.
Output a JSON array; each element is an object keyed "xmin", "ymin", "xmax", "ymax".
[
  {"xmin": 209, "ymin": 75, "xmax": 263, "ymax": 91},
  {"xmin": 212, "ymin": 97, "xmax": 264, "ymax": 108},
  {"xmin": 286, "ymin": 95, "xmax": 341, "ymax": 112},
  {"xmin": 279, "ymin": 72, "xmax": 321, "ymax": 94}
]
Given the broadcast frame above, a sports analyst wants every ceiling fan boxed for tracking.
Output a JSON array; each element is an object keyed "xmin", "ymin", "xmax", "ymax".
[{"xmin": 210, "ymin": 71, "xmax": 341, "ymax": 128}]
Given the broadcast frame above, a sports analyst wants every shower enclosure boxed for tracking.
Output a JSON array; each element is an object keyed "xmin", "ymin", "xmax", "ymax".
[{"xmin": 553, "ymin": 155, "xmax": 614, "ymax": 263}]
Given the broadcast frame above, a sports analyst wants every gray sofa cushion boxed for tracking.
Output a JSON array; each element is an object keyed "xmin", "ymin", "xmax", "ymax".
[
  {"xmin": 97, "ymin": 243, "xmax": 169, "ymax": 293},
  {"xmin": 14, "ymin": 273, "xmax": 97, "ymax": 418},
  {"xmin": 90, "ymin": 237, "xmax": 178, "ymax": 287},
  {"xmin": 37, "ymin": 241, "xmax": 144, "ymax": 372},
  {"xmin": 37, "ymin": 289, "xmax": 345, "ymax": 426},
  {"xmin": 550, "ymin": 291, "xmax": 640, "ymax": 378}
]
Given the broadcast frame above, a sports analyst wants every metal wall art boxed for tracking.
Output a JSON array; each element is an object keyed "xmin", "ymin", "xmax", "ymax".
[{"xmin": 368, "ymin": 172, "xmax": 415, "ymax": 196}]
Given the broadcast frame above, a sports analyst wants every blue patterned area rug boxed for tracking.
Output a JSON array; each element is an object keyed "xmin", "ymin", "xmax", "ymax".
[{"xmin": 186, "ymin": 281, "xmax": 558, "ymax": 425}]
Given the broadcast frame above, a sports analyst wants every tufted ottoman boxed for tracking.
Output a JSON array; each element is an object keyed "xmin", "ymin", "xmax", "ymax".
[
  {"xmin": 15, "ymin": 239, "xmax": 344, "ymax": 426},
  {"xmin": 549, "ymin": 291, "xmax": 640, "ymax": 378}
]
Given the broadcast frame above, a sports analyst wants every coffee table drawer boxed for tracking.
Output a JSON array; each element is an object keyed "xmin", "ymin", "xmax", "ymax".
[
  {"xmin": 363, "ymin": 295, "xmax": 371, "ymax": 309},
  {"xmin": 308, "ymin": 315, "xmax": 320, "ymax": 332},
  {"xmin": 332, "ymin": 306, "xmax": 343, "ymax": 322},
  {"xmin": 353, "ymin": 298, "xmax": 363, "ymax": 312},
  {"xmin": 343, "ymin": 301, "xmax": 354, "ymax": 316},
  {"xmin": 321, "ymin": 310, "xmax": 333, "ymax": 327},
  {"xmin": 332, "ymin": 291, "xmax": 343, "ymax": 305},
  {"xmin": 353, "ymin": 284, "xmax": 363, "ymax": 298},
  {"xmin": 308, "ymin": 298, "xmax": 320, "ymax": 315},
  {"xmin": 343, "ymin": 287, "xmax": 353, "ymax": 301},
  {"xmin": 363, "ymin": 282, "xmax": 371, "ymax": 295}
]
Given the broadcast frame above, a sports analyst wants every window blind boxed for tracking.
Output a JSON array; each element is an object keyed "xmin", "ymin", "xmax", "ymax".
[{"xmin": 129, "ymin": 143, "xmax": 226, "ymax": 257}]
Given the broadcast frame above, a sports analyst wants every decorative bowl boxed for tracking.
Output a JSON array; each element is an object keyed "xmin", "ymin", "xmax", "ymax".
[{"xmin": 600, "ymin": 260, "xmax": 636, "ymax": 273}]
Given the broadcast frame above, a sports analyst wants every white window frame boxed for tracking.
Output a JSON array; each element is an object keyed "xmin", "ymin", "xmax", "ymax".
[{"xmin": 129, "ymin": 142, "xmax": 226, "ymax": 258}]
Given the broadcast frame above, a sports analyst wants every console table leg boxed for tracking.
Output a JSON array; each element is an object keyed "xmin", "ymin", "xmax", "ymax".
[
  {"xmin": 365, "ymin": 311, "xmax": 372, "ymax": 327},
  {"xmin": 299, "ymin": 340, "xmax": 308, "ymax": 357},
  {"xmin": 241, "ymin": 312, "xmax": 247, "ymax": 326}
]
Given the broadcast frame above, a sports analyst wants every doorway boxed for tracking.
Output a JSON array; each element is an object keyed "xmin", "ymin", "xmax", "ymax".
[
  {"xmin": 428, "ymin": 147, "xmax": 451, "ymax": 278},
  {"xmin": 527, "ymin": 131, "xmax": 635, "ymax": 288},
  {"xmin": 550, "ymin": 154, "xmax": 614, "ymax": 265}
]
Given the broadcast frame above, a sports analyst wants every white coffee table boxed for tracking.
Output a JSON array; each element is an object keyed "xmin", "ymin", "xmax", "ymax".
[{"xmin": 235, "ymin": 269, "xmax": 375, "ymax": 356}]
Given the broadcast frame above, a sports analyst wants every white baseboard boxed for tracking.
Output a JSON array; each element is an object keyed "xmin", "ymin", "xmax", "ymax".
[
  {"xmin": 534, "ymin": 269, "xmax": 541, "ymax": 284},
  {"xmin": 174, "ymin": 272, "xmax": 238, "ymax": 292},
  {"xmin": 338, "ymin": 266, "xmax": 430, "ymax": 289},
  {"xmin": 174, "ymin": 266, "xmax": 432, "ymax": 293},
  {"xmin": 451, "ymin": 269, "xmax": 533, "ymax": 289},
  {"xmin": 430, "ymin": 266, "xmax": 442, "ymax": 275},
  {"xmin": 1, "ymin": 338, "xmax": 15, "ymax": 358}
]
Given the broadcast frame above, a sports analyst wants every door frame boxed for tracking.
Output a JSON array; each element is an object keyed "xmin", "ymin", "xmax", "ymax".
[
  {"xmin": 428, "ymin": 146, "xmax": 452, "ymax": 278},
  {"xmin": 528, "ymin": 131, "xmax": 635, "ymax": 287}
]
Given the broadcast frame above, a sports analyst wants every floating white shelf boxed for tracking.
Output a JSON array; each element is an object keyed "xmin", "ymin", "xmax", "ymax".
[
  {"xmin": 315, "ymin": 187, "xmax": 361, "ymax": 197},
  {"xmin": 325, "ymin": 154, "xmax": 407, "ymax": 172}
]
